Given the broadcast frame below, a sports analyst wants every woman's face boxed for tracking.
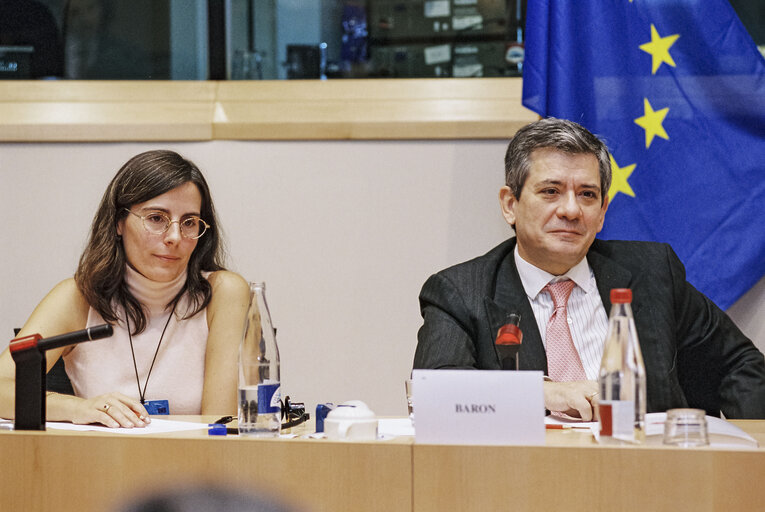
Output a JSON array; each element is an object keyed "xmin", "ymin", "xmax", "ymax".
[{"xmin": 117, "ymin": 182, "xmax": 203, "ymax": 283}]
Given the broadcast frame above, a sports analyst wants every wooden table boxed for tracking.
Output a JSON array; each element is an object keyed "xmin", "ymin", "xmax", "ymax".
[
  {"xmin": 413, "ymin": 420, "xmax": 765, "ymax": 512},
  {"xmin": 0, "ymin": 418, "xmax": 762, "ymax": 512},
  {"xmin": 0, "ymin": 417, "xmax": 412, "ymax": 512}
]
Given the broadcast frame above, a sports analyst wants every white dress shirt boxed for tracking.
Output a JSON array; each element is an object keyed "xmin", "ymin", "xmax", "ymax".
[{"xmin": 514, "ymin": 246, "xmax": 609, "ymax": 380}]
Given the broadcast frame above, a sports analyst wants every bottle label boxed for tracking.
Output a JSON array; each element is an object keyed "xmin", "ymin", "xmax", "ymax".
[
  {"xmin": 599, "ymin": 400, "xmax": 634, "ymax": 440},
  {"xmin": 257, "ymin": 383, "xmax": 281, "ymax": 414}
]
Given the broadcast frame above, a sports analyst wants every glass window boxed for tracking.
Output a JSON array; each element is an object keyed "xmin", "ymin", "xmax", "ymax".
[
  {"xmin": 1, "ymin": 0, "xmax": 762, "ymax": 81},
  {"xmin": 0, "ymin": 0, "xmax": 208, "ymax": 80},
  {"xmin": 228, "ymin": 0, "xmax": 526, "ymax": 80}
]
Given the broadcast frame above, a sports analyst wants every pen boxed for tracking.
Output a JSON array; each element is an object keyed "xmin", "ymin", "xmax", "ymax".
[
  {"xmin": 546, "ymin": 424, "xmax": 592, "ymax": 430},
  {"xmin": 214, "ymin": 415, "xmax": 234, "ymax": 424}
]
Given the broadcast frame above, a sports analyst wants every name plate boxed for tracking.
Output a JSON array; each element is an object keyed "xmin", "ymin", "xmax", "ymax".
[{"xmin": 412, "ymin": 369, "xmax": 545, "ymax": 445}]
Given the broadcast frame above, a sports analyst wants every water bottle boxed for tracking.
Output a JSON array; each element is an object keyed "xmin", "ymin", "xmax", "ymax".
[
  {"xmin": 597, "ymin": 288, "xmax": 646, "ymax": 444},
  {"xmin": 238, "ymin": 282, "xmax": 281, "ymax": 437}
]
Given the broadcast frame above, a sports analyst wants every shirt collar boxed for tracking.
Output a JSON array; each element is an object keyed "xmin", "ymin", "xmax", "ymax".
[{"xmin": 514, "ymin": 244, "xmax": 593, "ymax": 299}]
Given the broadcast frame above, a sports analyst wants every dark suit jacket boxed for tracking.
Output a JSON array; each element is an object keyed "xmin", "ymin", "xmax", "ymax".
[{"xmin": 414, "ymin": 238, "xmax": 765, "ymax": 419}]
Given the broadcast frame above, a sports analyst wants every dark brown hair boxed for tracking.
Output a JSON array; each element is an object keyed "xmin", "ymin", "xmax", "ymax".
[{"xmin": 75, "ymin": 150, "xmax": 225, "ymax": 334}]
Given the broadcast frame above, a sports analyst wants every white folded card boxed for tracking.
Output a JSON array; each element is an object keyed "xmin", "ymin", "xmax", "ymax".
[{"xmin": 412, "ymin": 369, "xmax": 545, "ymax": 445}]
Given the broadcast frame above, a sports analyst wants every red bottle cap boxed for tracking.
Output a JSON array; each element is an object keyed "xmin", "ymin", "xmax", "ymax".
[{"xmin": 610, "ymin": 288, "xmax": 632, "ymax": 304}]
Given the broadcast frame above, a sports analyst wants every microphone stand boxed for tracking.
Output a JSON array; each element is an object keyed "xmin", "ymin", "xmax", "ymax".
[{"xmin": 9, "ymin": 324, "xmax": 113, "ymax": 431}]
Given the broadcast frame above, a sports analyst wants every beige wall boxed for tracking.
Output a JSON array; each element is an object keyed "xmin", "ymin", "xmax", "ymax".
[{"xmin": 1, "ymin": 140, "xmax": 763, "ymax": 415}]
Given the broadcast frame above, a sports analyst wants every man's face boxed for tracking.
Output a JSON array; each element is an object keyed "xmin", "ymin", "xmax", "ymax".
[{"xmin": 499, "ymin": 148, "xmax": 609, "ymax": 275}]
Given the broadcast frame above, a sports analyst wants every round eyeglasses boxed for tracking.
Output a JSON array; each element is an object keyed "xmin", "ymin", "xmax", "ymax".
[{"xmin": 124, "ymin": 208, "xmax": 210, "ymax": 239}]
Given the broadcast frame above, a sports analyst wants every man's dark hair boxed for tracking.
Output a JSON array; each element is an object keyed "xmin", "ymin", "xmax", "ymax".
[{"xmin": 504, "ymin": 117, "xmax": 612, "ymax": 204}]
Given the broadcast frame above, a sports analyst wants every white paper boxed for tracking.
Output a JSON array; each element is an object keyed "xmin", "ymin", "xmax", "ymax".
[
  {"xmin": 424, "ymin": 0, "xmax": 450, "ymax": 18},
  {"xmin": 424, "ymin": 44, "xmax": 451, "ymax": 65},
  {"xmin": 545, "ymin": 416, "xmax": 597, "ymax": 427},
  {"xmin": 46, "ymin": 417, "xmax": 210, "ymax": 435},
  {"xmin": 412, "ymin": 369, "xmax": 545, "ymax": 445},
  {"xmin": 378, "ymin": 417, "xmax": 415, "ymax": 437},
  {"xmin": 645, "ymin": 412, "xmax": 758, "ymax": 448}
]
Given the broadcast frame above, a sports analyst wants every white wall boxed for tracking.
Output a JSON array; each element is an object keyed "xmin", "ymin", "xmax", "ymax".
[{"xmin": 1, "ymin": 140, "xmax": 763, "ymax": 415}]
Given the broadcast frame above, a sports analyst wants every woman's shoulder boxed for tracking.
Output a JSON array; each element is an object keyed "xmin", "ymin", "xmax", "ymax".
[
  {"xmin": 48, "ymin": 278, "xmax": 89, "ymax": 309},
  {"xmin": 205, "ymin": 270, "xmax": 250, "ymax": 300},
  {"xmin": 24, "ymin": 278, "xmax": 90, "ymax": 336},
  {"xmin": 203, "ymin": 271, "xmax": 250, "ymax": 323}
]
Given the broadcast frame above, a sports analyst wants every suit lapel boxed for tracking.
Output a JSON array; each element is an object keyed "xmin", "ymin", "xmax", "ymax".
[
  {"xmin": 482, "ymin": 239, "xmax": 641, "ymax": 375},
  {"xmin": 483, "ymin": 241, "xmax": 548, "ymax": 372},
  {"xmin": 587, "ymin": 241, "xmax": 639, "ymax": 316}
]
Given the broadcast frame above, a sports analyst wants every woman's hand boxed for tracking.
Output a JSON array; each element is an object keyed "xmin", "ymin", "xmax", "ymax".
[{"xmin": 70, "ymin": 392, "xmax": 150, "ymax": 428}]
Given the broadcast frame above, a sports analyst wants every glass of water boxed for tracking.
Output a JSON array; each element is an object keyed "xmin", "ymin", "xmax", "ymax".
[{"xmin": 238, "ymin": 282, "xmax": 281, "ymax": 437}]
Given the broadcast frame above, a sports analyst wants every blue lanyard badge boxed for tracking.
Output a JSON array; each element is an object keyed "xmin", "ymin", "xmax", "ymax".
[{"xmin": 143, "ymin": 399, "xmax": 170, "ymax": 415}]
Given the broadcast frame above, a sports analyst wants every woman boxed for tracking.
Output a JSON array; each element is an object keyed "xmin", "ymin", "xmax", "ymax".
[{"xmin": 0, "ymin": 150, "xmax": 249, "ymax": 427}]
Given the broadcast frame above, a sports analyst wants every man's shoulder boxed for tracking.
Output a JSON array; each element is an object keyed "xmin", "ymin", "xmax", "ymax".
[
  {"xmin": 589, "ymin": 239, "xmax": 682, "ymax": 282},
  {"xmin": 591, "ymin": 238, "xmax": 672, "ymax": 261},
  {"xmin": 427, "ymin": 239, "xmax": 515, "ymax": 289}
]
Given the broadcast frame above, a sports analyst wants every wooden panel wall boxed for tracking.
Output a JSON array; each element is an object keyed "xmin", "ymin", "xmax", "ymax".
[{"xmin": 0, "ymin": 79, "xmax": 537, "ymax": 141}]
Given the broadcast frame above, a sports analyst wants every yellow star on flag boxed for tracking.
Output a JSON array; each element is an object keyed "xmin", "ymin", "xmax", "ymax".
[
  {"xmin": 608, "ymin": 155, "xmax": 636, "ymax": 202},
  {"xmin": 634, "ymin": 98, "xmax": 670, "ymax": 148},
  {"xmin": 639, "ymin": 24, "xmax": 680, "ymax": 74}
]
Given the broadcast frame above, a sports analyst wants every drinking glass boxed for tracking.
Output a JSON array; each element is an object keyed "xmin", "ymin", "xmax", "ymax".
[{"xmin": 663, "ymin": 408, "xmax": 709, "ymax": 447}]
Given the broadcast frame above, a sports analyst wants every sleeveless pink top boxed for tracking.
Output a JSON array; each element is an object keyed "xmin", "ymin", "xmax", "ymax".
[{"xmin": 63, "ymin": 266, "xmax": 209, "ymax": 414}]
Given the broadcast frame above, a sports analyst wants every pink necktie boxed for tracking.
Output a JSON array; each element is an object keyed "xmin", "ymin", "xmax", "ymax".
[{"xmin": 545, "ymin": 280, "xmax": 586, "ymax": 382}]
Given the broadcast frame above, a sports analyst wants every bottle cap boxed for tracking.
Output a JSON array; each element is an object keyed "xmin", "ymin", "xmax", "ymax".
[{"xmin": 610, "ymin": 288, "xmax": 632, "ymax": 303}]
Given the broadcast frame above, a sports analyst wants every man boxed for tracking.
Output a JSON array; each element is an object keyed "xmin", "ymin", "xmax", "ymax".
[{"xmin": 413, "ymin": 117, "xmax": 765, "ymax": 420}]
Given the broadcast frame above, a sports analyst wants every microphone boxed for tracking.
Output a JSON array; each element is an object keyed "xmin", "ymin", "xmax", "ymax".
[
  {"xmin": 9, "ymin": 324, "xmax": 114, "ymax": 431},
  {"xmin": 10, "ymin": 324, "xmax": 113, "ymax": 353},
  {"xmin": 495, "ymin": 313, "xmax": 523, "ymax": 371},
  {"xmin": 38, "ymin": 324, "xmax": 113, "ymax": 351}
]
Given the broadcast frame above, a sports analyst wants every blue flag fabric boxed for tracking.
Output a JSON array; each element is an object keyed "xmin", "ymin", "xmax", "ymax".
[{"xmin": 522, "ymin": 0, "xmax": 765, "ymax": 310}]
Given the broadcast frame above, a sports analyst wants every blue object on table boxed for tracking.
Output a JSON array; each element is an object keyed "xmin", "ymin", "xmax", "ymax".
[
  {"xmin": 315, "ymin": 403, "xmax": 335, "ymax": 433},
  {"xmin": 207, "ymin": 423, "xmax": 227, "ymax": 436}
]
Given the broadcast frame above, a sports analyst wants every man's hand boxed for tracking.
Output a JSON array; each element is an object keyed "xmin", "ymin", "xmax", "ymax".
[{"xmin": 544, "ymin": 380, "xmax": 599, "ymax": 421}]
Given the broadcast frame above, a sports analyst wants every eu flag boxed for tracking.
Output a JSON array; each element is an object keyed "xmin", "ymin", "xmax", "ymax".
[{"xmin": 522, "ymin": 0, "xmax": 765, "ymax": 309}]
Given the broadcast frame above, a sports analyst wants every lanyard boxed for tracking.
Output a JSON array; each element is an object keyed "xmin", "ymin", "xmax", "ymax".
[{"xmin": 124, "ymin": 300, "xmax": 177, "ymax": 405}]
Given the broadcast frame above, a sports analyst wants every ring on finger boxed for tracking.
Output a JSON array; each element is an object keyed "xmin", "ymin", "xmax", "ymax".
[{"xmin": 102, "ymin": 403, "xmax": 111, "ymax": 412}]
